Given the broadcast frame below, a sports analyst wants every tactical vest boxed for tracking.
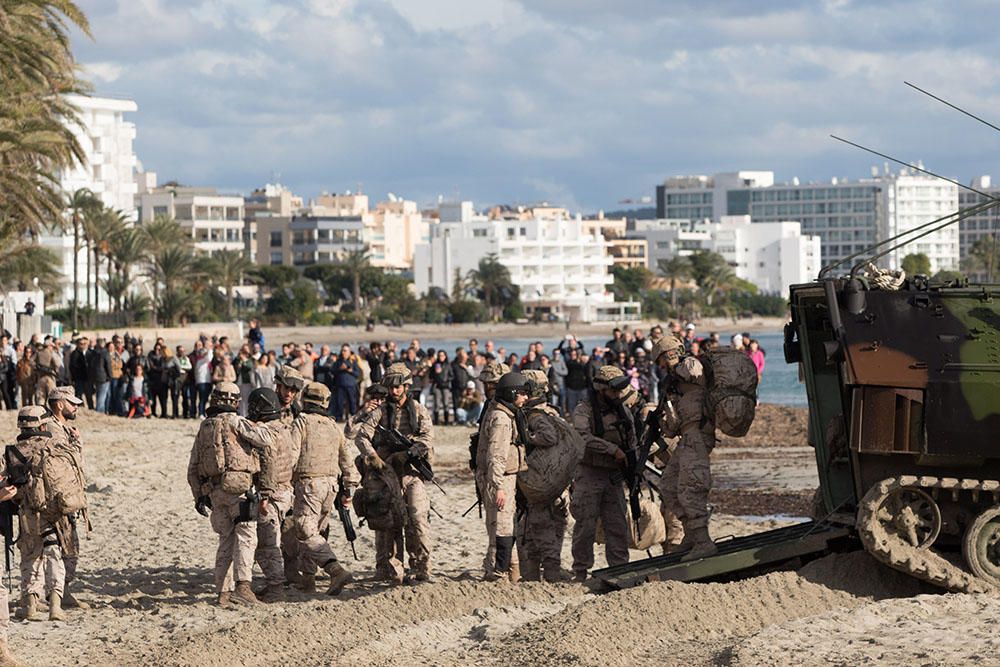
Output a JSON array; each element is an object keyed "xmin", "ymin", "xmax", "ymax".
[
  {"xmin": 373, "ymin": 399, "xmax": 420, "ymax": 456},
  {"xmin": 195, "ymin": 413, "xmax": 260, "ymax": 494},
  {"xmin": 581, "ymin": 395, "xmax": 637, "ymax": 469},
  {"xmin": 262, "ymin": 420, "xmax": 295, "ymax": 490},
  {"xmin": 493, "ymin": 402, "xmax": 527, "ymax": 475},
  {"xmin": 294, "ymin": 412, "xmax": 342, "ymax": 478}
]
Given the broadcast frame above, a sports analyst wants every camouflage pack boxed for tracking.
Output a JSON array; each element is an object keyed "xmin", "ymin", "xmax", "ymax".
[{"xmin": 702, "ymin": 348, "xmax": 758, "ymax": 437}]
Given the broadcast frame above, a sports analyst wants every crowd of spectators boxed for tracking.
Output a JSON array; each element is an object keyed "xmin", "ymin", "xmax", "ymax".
[{"xmin": 0, "ymin": 317, "xmax": 766, "ymax": 424}]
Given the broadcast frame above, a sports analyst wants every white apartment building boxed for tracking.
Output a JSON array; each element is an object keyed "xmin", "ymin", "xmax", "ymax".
[
  {"xmin": 654, "ymin": 168, "xmax": 960, "ymax": 274},
  {"xmin": 415, "ymin": 206, "xmax": 639, "ymax": 323},
  {"xmin": 137, "ymin": 184, "xmax": 245, "ymax": 255},
  {"xmin": 708, "ymin": 216, "xmax": 822, "ymax": 295},
  {"xmin": 631, "ymin": 219, "xmax": 713, "ymax": 269},
  {"xmin": 47, "ymin": 94, "xmax": 138, "ymax": 307}
]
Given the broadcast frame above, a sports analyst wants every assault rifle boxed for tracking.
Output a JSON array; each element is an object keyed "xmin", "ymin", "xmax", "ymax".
[
  {"xmin": 335, "ymin": 476, "xmax": 358, "ymax": 560},
  {"xmin": 375, "ymin": 424, "xmax": 447, "ymax": 495},
  {"xmin": 462, "ymin": 433, "xmax": 483, "ymax": 518},
  {"xmin": 0, "ymin": 498, "xmax": 15, "ymax": 592}
]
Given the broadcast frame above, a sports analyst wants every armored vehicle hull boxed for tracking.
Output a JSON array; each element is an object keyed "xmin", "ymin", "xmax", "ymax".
[{"xmin": 786, "ymin": 278, "xmax": 1000, "ymax": 592}]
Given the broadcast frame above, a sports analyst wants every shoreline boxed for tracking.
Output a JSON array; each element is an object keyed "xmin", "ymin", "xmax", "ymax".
[{"xmin": 81, "ymin": 316, "xmax": 789, "ymax": 349}]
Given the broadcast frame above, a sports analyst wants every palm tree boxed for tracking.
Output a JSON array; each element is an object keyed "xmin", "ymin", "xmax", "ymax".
[
  {"xmin": 66, "ymin": 188, "xmax": 99, "ymax": 327},
  {"xmin": 106, "ymin": 228, "xmax": 145, "ymax": 311},
  {"xmin": 207, "ymin": 249, "xmax": 256, "ymax": 320},
  {"xmin": 467, "ymin": 253, "xmax": 514, "ymax": 321},
  {"xmin": 146, "ymin": 246, "xmax": 200, "ymax": 323},
  {"xmin": 0, "ymin": 2, "xmax": 91, "ymax": 237},
  {"xmin": 701, "ymin": 263, "xmax": 736, "ymax": 307},
  {"xmin": 657, "ymin": 256, "xmax": 693, "ymax": 310},
  {"xmin": 338, "ymin": 246, "xmax": 370, "ymax": 316},
  {"xmin": 83, "ymin": 206, "xmax": 127, "ymax": 313},
  {"xmin": 138, "ymin": 217, "xmax": 190, "ymax": 324},
  {"xmin": 0, "ymin": 219, "xmax": 61, "ymax": 293}
]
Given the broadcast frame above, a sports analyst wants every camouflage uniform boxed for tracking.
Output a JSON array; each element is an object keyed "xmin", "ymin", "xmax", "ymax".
[
  {"xmin": 290, "ymin": 383, "xmax": 360, "ymax": 591},
  {"xmin": 661, "ymin": 355, "xmax": 716, "ymax": 558},
  {"xmin": 34, "ymin": 344, "xmax": 60, "ymax": 405},
  {"xmin": 570, "ymin": 368, "xmax": 636, "ymax": 579},
  {"xmin": 471, "ymin": 361, "xmax": 508, "ymax": 576},
  {"xmin": 518, "ymin": 401, "xmax": 570, "ymax": 582},
  {"xmin": 353, "ymin": 395, "xmax": 434, "ymax": 580},
  {"xmin": 186, "ymin": 391, "xmax": 275, "ymax": 600},
  {"xmin": 477, "ymin": 400, "xmax": 526, "ymax": 578},
  {"xmin": 255, "ymin": 411, "xmax": 299, "ymax": 590}
]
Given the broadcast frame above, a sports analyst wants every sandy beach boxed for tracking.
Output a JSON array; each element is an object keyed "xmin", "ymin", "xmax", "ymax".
[{"xmin": 7, "ymin": 403, "xmax": 996, "ymax": 666}]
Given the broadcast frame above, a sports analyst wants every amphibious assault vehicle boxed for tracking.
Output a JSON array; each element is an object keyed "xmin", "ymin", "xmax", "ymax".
[{"xmin": 595, "ymin": 269, "xmax": 1000, "ymax": 592}]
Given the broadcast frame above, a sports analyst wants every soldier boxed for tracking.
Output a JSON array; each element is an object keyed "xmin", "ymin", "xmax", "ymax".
[
  {"xmin": 288, "ymin": 382, "xmax": 355, "ymax": 596},
  {"xmin": 9, "ymin": 406, "xmax": 56, "ymax": 622},
  {"xmin": 353, "ymin": 363, "xmax": 434, "ymax": 583},
  {"xmin": 471, "ymin": 361, "xmax": 509, "ymax": 578},
  {"xmin": 246, "ymin": 387, "xmax": 299, "ymax": 602},
  {"xmin": 653, "ymin": 336, "xmax": 718, "ymax": 560},
  {"xmin": 569, "ymin": 365, "xmax": 636, "ymax": 581},
  {"xmin": 344, "ymin": 384, "xmax": 387, "ymax": 441},
  {"xmin": 43, "ymin": 387, "xmax": 90, "ymax": 616},
  {"xmin": 0, "ymin": 475, "xmax": 19, "ymax": 663},
  {"xmin": 186, "ymin": 382, "xmax": 275, "ymax": 606},
  {"xmin": 477, "ymin": 372, "xmax": 530, "ymax": 582},
  {"xmin": 517, "ymin": 370, "xmax": 570, "ymax": 582},
  {"xmin": 275, "ymin": 365, "xmax": 304, "ymax": 421},
  {"xmin": 648, "ymin": 337, "xmax": 685, "ymax": 553},
  {"xmin": 34, "ymin": 339, "xmax": 61, "ymax": 405}
]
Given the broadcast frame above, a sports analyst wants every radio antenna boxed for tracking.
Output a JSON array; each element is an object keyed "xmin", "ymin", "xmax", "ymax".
[{"xmin": 905, "ymin": 81, "xmax": 1000, "ymax": 134}]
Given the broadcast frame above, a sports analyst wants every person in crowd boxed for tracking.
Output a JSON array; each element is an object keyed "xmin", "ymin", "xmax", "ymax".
[
  {"xmin": 747, "ymin": 338, "xmax": 766, "ymax": 383},
  {"xmin": 331, "ymin": 344, "xmax": 361, "ymax": 421},
  {"xmin": 127, "ymin": 366, "xmax": 151, "ymax": 418},
  {"xmin": 192, "ymin": 340, "xmax": 213, "ymax": 416},
  {"xmin": 563, "ymin": 348, "xmax": 588, "ymax": 415},
  {"xmin": 254, "ymin": 352, "xmax": 276, "ymax": 390},
  {"xmin": 455, "ymin": 380, "xmax": 484, "ymax": 426},
  {"xmin": 16, "ymin": 344, "xmax": 36, "ymax": 407},
  {"xmin": 429, "ymin": 349, "xmax": 453, "ymax": 425}
]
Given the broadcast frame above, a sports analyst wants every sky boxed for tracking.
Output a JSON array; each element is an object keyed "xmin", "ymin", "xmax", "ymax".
[{"xmin": 73, "ymin": 0, "xmax": 1000, "ymax": 212}]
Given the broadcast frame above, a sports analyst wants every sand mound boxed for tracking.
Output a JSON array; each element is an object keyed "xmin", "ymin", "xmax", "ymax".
[
  {"xmin": 797, "ymin": 550, "xmax": 930, "ymax": 599},
  {"xmin": 733, "ymin": 593, "xmax": 1000, "ymax": 666}
]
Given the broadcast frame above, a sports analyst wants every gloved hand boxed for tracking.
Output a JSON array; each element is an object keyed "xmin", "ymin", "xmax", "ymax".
[
  {"xmin": 195, "ymin": 495, "xmax": 212, "ymax": 517},
  {"xmin": 367, "ymin": 454, "xmax": 386, "ymax": 471}
]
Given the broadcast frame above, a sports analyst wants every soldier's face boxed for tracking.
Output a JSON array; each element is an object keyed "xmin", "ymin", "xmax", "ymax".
[
  {"xmin": 277, "ymin": 384, "xmax": 296, "ymax": 407},
  {"xmin": 601, "ymin": 388, "xmax": 621, "ymax": 403},
  {"xmin": 389, "ymin": 384, "xmax": 407, "ymax": 403},
  {"xmin": 514, "ymin": 392, "xmax": 528, "ymax": 407},
  {"xmin": 484, "ymin": 382, "xmax": 497, "ymax": 400},
  {"xmin": 63, "ymin": 401, "xmax": 78, "ymax": 420}
]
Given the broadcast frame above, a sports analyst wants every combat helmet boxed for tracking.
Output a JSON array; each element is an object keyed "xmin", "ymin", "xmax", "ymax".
[
  {"xmin": 479, "ymin": 361, "xmax": 510, "ymax": 385},
  {"xmin": 17, "ymin": 405, "xmax": 51, "ymax": 430},
  {"xmin": 301, "ymin": 382, "xmax": 331, "ymax": 411},
  {"xmin": 247, "ymin": 387, "xmax": 282, "ymax": 422},
  {"xmin": 382, "ymin": 362, "xmax": 413, "ymax": 387},
  {"xmin": 276, "ymin": 365, "xmax": 305, "ymax": 391},
  {"xmin": 520, "ymin": 369, "xmax": 549, "ymax": 399},
  {"xmin": 593, "ymin": 365, "xmax": 631, "ymax": 393},
  {"xmin": 209, "ymin": 382, "xmax": 241, "ymax": 409},
  {"xmin": 495, "ymin": 371, "xmax": 531, "ymax": 404},
  {"xmin": 650, "ymin": 335, "xmax": 685, "ymax": 364}
]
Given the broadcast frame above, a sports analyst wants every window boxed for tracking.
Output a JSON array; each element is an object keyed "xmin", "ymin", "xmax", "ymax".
[
  {"xmin": 270, "ymin": 230, "xmax": 282, "ymax": 247},
  {"xmin": 153, "ymin": 205, "xmax": 169, "ymax": 217},
  {"xmin": 270, "ymin": 251, "xmax": 282, "ymax": 265},
  {"xmin": 473, "ymin": 229, "xmax": 488, "ymax": 238}
]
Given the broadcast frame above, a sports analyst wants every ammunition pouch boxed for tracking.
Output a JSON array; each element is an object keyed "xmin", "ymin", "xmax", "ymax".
[{"xmin": 220, "ymin": 471, "xmax": 253, "ymax": 496}]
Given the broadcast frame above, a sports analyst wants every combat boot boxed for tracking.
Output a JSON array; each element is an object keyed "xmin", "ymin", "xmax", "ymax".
[
  {"xmin": 541, "ymin": 560, "xmax": 566, "ymax": 583},
  {"xmin": 217, "ymin": 591, "xmax": 232, "ymax": 607},
  {"xmin": 520, "ymin": 559, "xmax": 541, "ymax": 582},
  {"xmin": 680, "ymin": 527, "xmax": 718, "ymax": 562},
  {"xmin": 295, "ymin": 574, "xmax": 316, "ymax": 593},
  {"xmin": 257, "ymin": 584, "xmax": 285, "ymax": 603},
  {"xmin": 231, "ymin": 581, "xmax": 258, "ymax": 605},
  {"xmin": 62, "ymin": 589, "xmax": 90, "ymax": 610},
  {"xmin": 508, "ymin": 562, "xmax": 521, "ymax": 584},
  {"xmin": 15, "ymin": 594, "xmax": 41, "ymax": 622},
  {"xmin": 48, "ymin": 592, "xmax": 66, "ymax": 622},
  {"xmin": 493, "ymin": 536, "xmax": 514, "ymax": 582},
  {"xmin": 324, "ymin": 562, "xmax": 352, "ymax": 596}
]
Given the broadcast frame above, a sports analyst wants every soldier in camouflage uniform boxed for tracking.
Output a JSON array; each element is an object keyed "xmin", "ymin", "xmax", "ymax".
[
  {"xmin": 247, "ymin": 387, "xmax": 299, "ymax": 602},
  {"xmin": 517, "ymin": 369, "xmax": 570, "ymax": 582},
  {"xmin": 42, "ymin": 386, "xmax": 90, "ymax": 620},
  {"xmin": 570, "ymin": 365, "xmax": 635, "ymax": 581},
  {"xmin": 353, "ymin": 363, "xmax": 435, "ymax": 583},
  {"xmin": 472, "ymin": 361, "xmax": 509, "ymax": 578},
  {"xmin": 477, "ymin": 372, "xmax": 530, "ymax": 582},
  {"xmin": 0, "ymin": 462, "xmax": 20, "ymax": 662},
  {"xmin": 654, "ymin": 336, "xmax": 717, "ymax": 560},
  {"xmin": 648, "ymin": 337, "xmax": 685, "ymax": 553},
  {"xmin": 10, "ymin": 406, "xmax": 56, "ymax": 622},
  {"xmin": 187, "ymin": 382, "xmax": 275, "ymax": 606},
  {"xmin": 34, "ymin": 339, "xmax": 61, "ymax": 405},
  {"xmin": 273, "ymin": 365, "xmax": 304, "ymax": 585},
  {"xmin": 289, "ymin": 382, "xmax": 356, "ymax": 595},
  {"xmin": 344, "ymin": 384, "xmax": 387, "ymax": 441}
]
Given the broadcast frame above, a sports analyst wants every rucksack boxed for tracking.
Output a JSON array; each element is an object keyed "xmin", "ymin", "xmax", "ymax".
[
  {"xmin": 39, "ymin": 444, "xmax": 87, "ymax": 521},
  {"xmin": 517, "ymin": 409, "xmax": 585, "ymax": 505},
  {"xmin": 354, "ymin": 459, "xmax": 405, "ymax": 532},
  {"xmin": 701, "ymin": 348, "xmax": 758, "ymax": 437},
  {"xmin": 5, "ymin": 440, "xmax": 47, "ymax": 512}
]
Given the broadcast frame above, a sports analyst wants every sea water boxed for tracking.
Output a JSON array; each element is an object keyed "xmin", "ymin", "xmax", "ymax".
[{"xmin": 417, "ymin": 329, "xmax": 806, "ymax": 407}]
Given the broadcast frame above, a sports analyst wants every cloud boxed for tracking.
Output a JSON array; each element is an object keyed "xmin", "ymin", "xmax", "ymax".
[{"xmin": 69, "ymin": 0, "xmax": 1000, "ymax": 211}]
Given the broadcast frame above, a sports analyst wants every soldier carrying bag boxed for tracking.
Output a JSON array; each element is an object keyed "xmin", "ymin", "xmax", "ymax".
[{"xmin": 701, "ymin": 348, "xmax": 758, "ymax": 437}]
